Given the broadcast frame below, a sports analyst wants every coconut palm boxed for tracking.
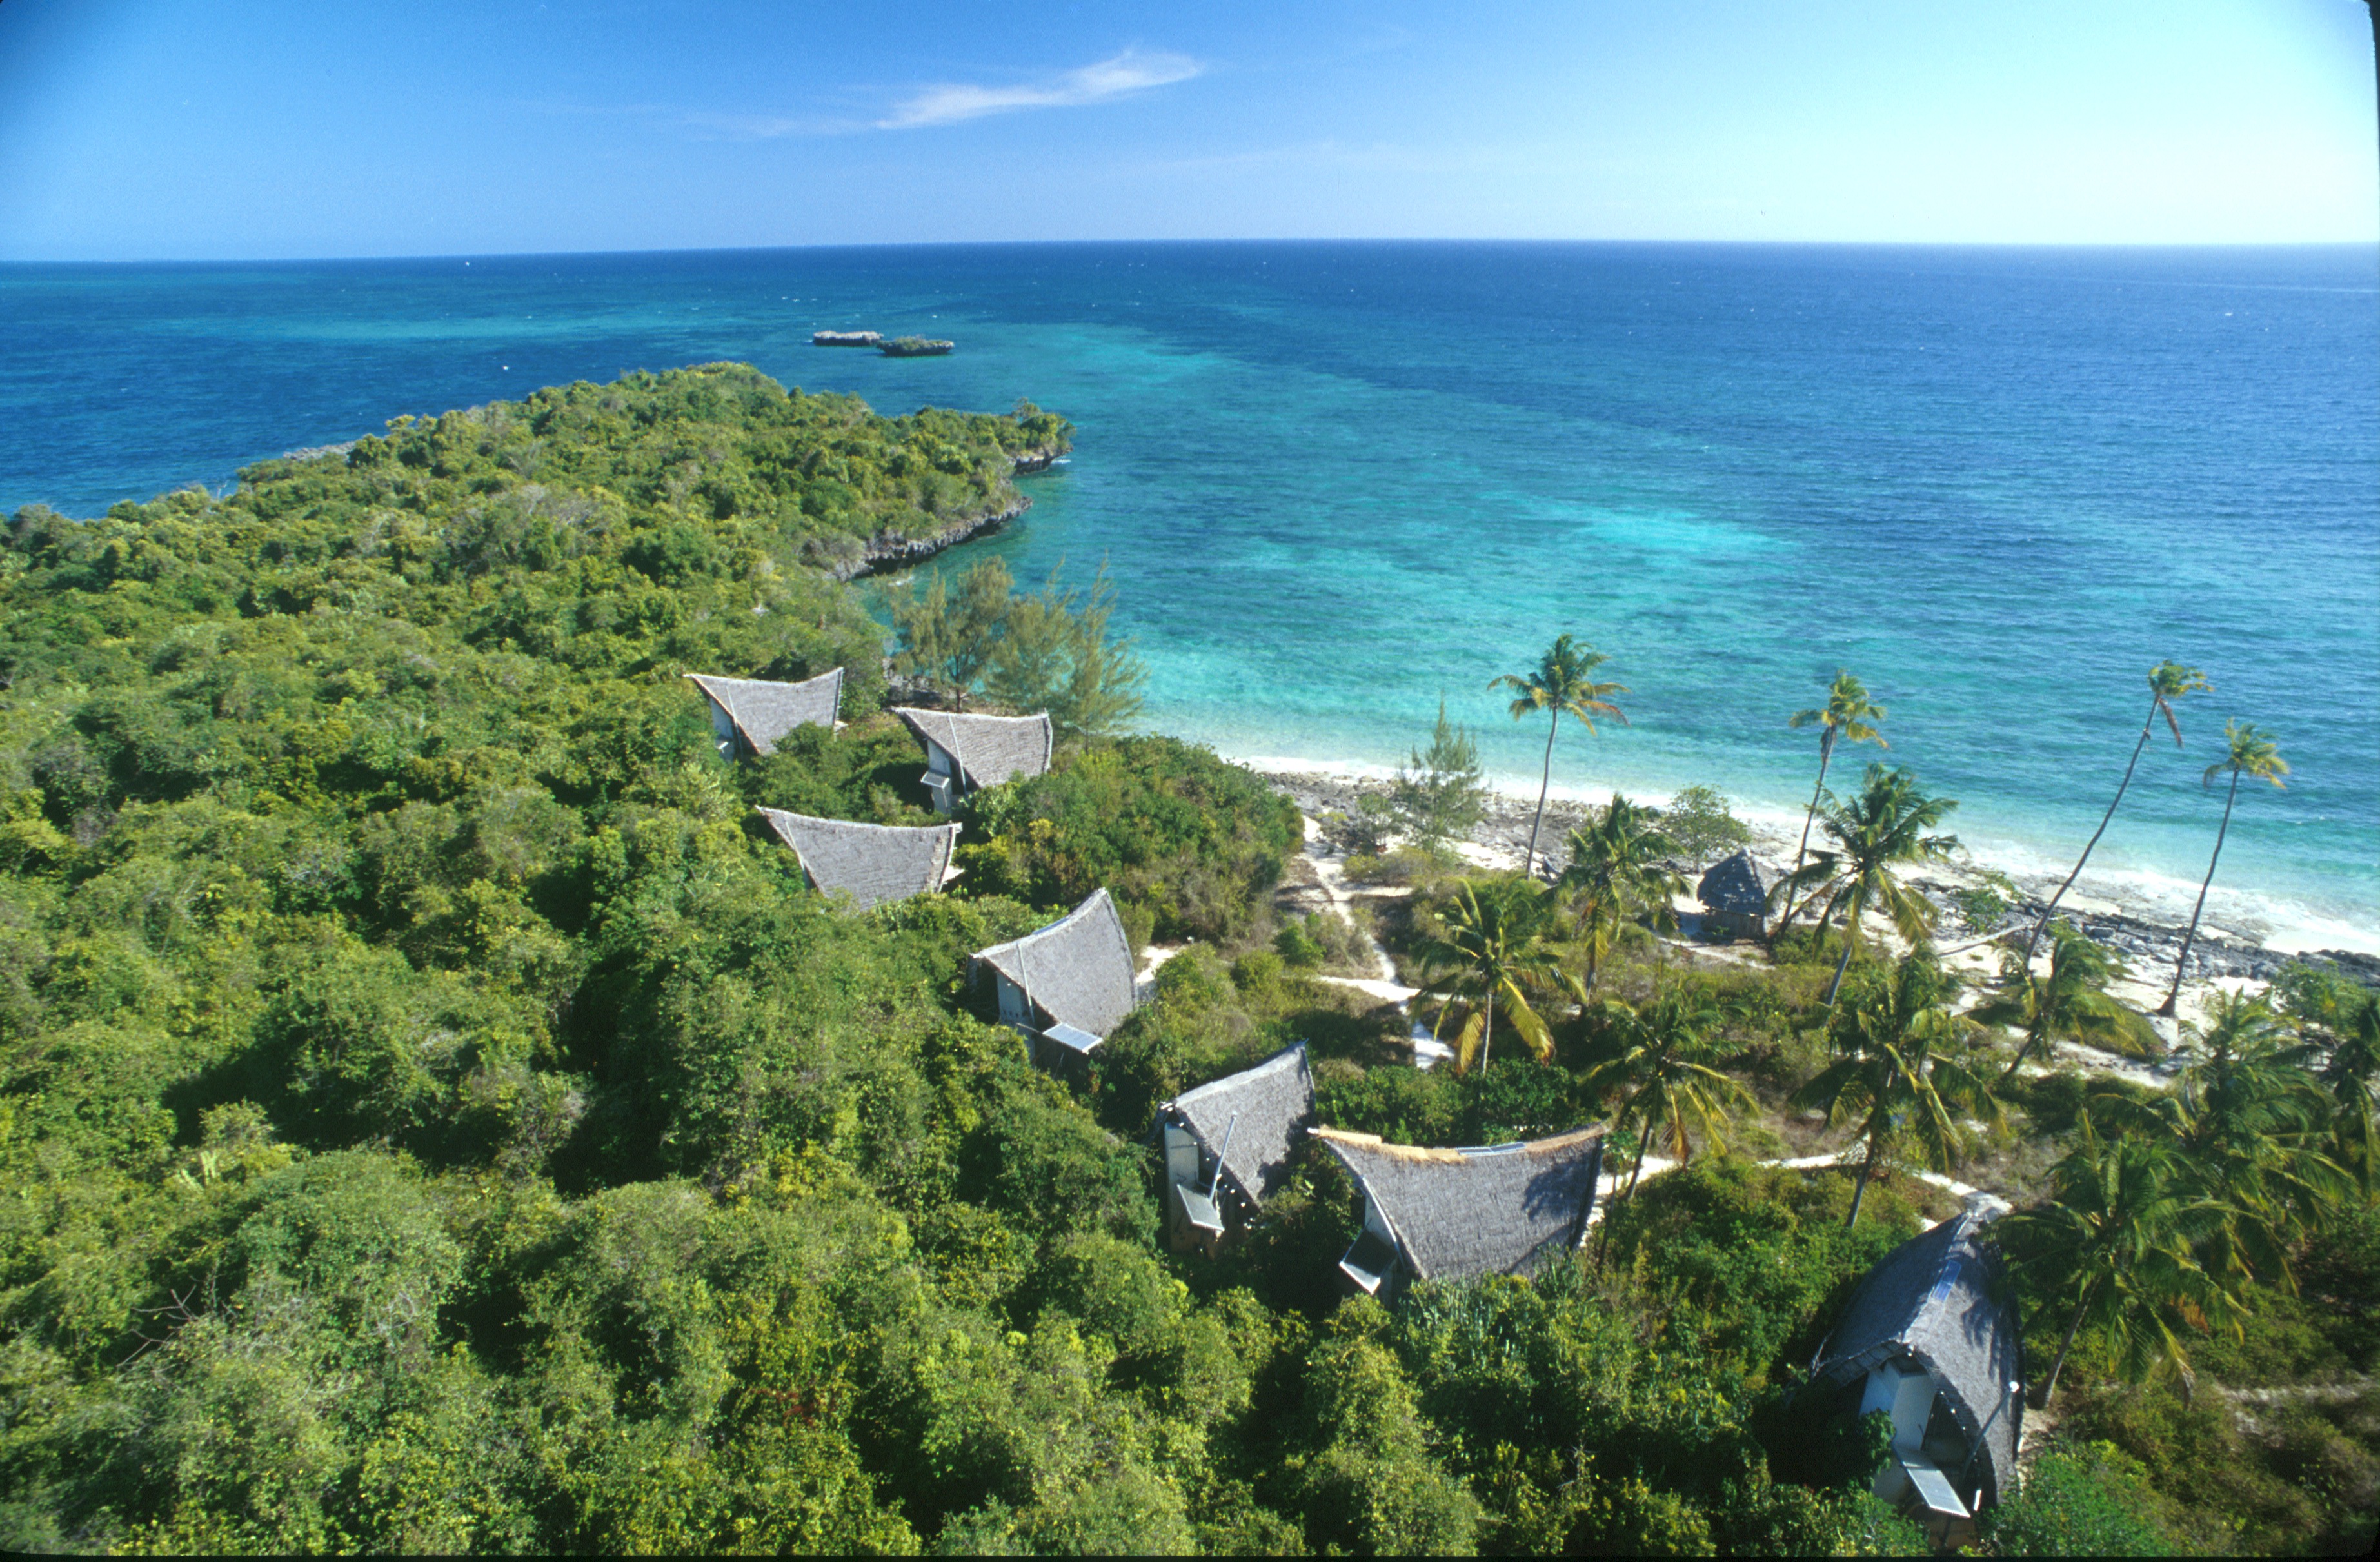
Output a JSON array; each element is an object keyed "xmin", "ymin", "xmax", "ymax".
[
  {"xmin": 1974, "ymin": 920, "xmax": 2161, "ymax": 1087},
  {"xmin": 1774, "ymin": 764, "xmax": 1960, "ymax": 1005},
  {"xmin": 2090, "ymin": 993, "xmax": 2350, "ymax": 1292},
  {"xmin": 1581, "ymin": 988, "xmax": 1754, "ymax": 1258},
  {"xmin": 2022, "ymin": 661, "xmax": 2208, "ymax": 967},
  {"xmin": 1791, "ymin": 945, "xmax": 2001, "ymax": 1227},
  {"xmin": 1413, "ymin": 878, "xmax": 1560, "ymax": 1074},
  {"xmin": 1781, "ymin": 671, "xmax": 1887, "ymax": 927},
  {"xmin": 2158, "ymin": 721, "xmax": 2288, "ymax": 1017},
  {"xmin": 1490, "ymin": 635, "xmax": 1629, "ymax": 878},
  {"xmin": 1999, "ymin": 1115, "xmax": 2241, "ymax": 1407},
  {"xmin": 2319, "ymin": 1003, "xmax": 2380, "ymax": 1196},
  {"xmin": 1556, "ymin": 794, "xmax": 1687, "ymax": 993}
]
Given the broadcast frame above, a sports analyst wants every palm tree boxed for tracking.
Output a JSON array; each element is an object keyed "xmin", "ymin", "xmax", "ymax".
[
  {"xmin": 1581, "ymin": 988, "xmax": 1754, "ymax": 1258},
  {"xmin": 2088, "ymin": 993, "xmax": 2350, "ymax": 1292},
  {"xmin": 1774, "ymin": 764, "xmax": 1960, "ymax": 1005},
  {"xmin": 1413, "ymin": 878, "xmax": 1561, "ymax": 1074},
  {"xmin": 1781, "ymin": 671, "xmax": 1887, "ymax": 927},
  {"xmin": 2158, "ymin": 721, "xmax": 2288, "ymax": 1017},
  {"xmin": 2319, "ymin": 1003, "xmax": 2380, "ymax": 1196},
  {"xmin": 1490, "ymin": 635, "xmax": 1628, "ymax": 878},
  {"xmin": 1974, "ymin": 920, "xmax": 2161, "ymax": 1087},
  {"xmin": 1999, "ymin": 1115, "xmax": 2240, "ymax": 1407},
  {"xmin": 2021, "ymin": 662, "xmax": 2208, "ymax": 967},
  {"xmin": 1556, "ymin": 794, "xmax": 1687, "ymax": 993},
  {"xmin": 1790, "ymin": 945, "xmax": 2001, "ymax": 1227}
]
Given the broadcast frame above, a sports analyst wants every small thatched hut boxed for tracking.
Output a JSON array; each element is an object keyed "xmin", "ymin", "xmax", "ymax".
[
  {"xmin": 893, "ymin": 707, "xmax": 1054, "ymax": 813},
  {"xmin": 969, "ymin": 888, "xmax": 1138, "ymax": 1077},
  {"xmin": 755, "ymin": 809, "xmax": 961, "ymax": 912},
  {"xmin": 1805, "ymin": 1208, "xmax": 2024, "ymax": 1547},
  {"xmin": 1697, "ymin": 849, "xmax": 1770, "ymax": 940},
  {"xmin": 1311, "ymin": 1125, "xmax": 1605, "ymax": 1296},
  {"xmin": 1156, "ymin": 1044, "xmax": 1316, "ymax": 1255},
  {"xmin": 684, "ymin": 669, "xmax": 844, "ymax": 759}
]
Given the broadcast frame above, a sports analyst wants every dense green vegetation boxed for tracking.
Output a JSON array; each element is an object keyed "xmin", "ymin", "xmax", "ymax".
[{"xmin": 0, "ymin": 373, "xmax": 2371, "ymax": 1555}]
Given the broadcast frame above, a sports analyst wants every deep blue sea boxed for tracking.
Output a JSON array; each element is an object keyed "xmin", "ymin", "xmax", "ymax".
[{"xmin": 4, "ymin": 243, "xmax": 2376, "ymax": 949}]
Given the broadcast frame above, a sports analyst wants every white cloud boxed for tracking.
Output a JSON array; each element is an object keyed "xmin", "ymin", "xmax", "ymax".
[{"xmin": 880, "ymin": 49, "xmax": 1200, "ymax": 130}]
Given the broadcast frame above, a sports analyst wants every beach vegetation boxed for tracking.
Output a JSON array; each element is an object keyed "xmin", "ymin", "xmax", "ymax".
[
  {"xmin": 1388, "ymin": 697, "xmax": 1487, "ymax": 857},
  {"xmin": 1772, "ymin": 762, "xmax": 1961, "ymax": 1005},
  {"xmin": 1975, "ymin": 919, "xmax": 2161, "ymax": 1086},
  {"xmin": 1791, "ymin": 944, "xmax": 2001, "ymax": 1227},
  {"xmin": 2159, "ymin": 719, "xmax": 2288, "ymax": 1016},
  {"xmin": 1783, "ymin": 670, "xmax": 1888, "ymax": 925},
  {"xmin": 1488, "ymin": 634, "xmax": 1627, "ymax": 878},
  {"xmin": 2024, "ymin": 660, "xmax": 2209, "ymax": 968},
  {"xmin": 1411, "ymin": 877, "xmax": 1561, "ymax": 1074},
  {"xmin": 1657, "ymin": 782, "xmax": 1752, "ymax": 867},
  {"xmin": 1557, "ymin": 793, "xmax": 1687, "ymax": 994}
]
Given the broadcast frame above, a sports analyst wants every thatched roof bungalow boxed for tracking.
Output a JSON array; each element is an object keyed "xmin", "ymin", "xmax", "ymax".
[
  {"xmin": 755, "ymin": 809, "xmax": 961, "ymax": 912},
  {"xmin": 970, "ymin": 888, "xmax": 1138, "ymax": 1077},
  {"xmin": 685, "ymin": 669, "xmax": 844, "ymax": 759},
  {"xmin": 1805, "ymin": 1208, "xmax": 2024, "ymax": 1547},
  {"xmin": 1312, "ymin": 1125, "xmax": 1605, "ymax": 1296},
  {"xmin": 1156, "ymin": 1043, "xmax": 1316, "ymax": 1255},
  {"xmin": 1697, "ymin": 849, "xmax": 1770, "ymax": 940},
  {"xmin": 893, "ymin": 707, "xmax": 1054, "ymax": 814}
]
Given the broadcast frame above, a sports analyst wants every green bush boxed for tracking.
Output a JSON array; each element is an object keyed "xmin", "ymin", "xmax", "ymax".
[
  {"xmin": 957, "ymin": 735, "xmax": 1300, "ymax": 942},
  {"xmin": 1981, "ymin": 1440, "xmax": 2181, "ymax": 1557}
]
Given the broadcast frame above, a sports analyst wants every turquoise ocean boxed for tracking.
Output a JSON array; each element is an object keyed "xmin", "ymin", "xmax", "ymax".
[{"xmin": 3, "ymin": 243, "xmax": 2375, "ymax": 949}]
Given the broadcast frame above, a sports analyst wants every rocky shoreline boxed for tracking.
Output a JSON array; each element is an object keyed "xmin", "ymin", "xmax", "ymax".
[
  {"xmin": 1254, "ymin": 767, "xmax": 2380, "ymax": 997},
  {"xmin": 829, "ymin": 446, "xmax": 1066, "ymax": 582}
]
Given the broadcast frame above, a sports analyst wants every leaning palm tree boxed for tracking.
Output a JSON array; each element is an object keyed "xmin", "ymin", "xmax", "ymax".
[
  {"xmin": 2021, "ymin": 662, "xmax": 2208, "ymax": 967},
  {"xmin": 1581, "ymin": 988, "xmax": 1754, "ymax": 1259},
  {"xmin": 2158, "ymin": 721, "xmax": 2288, "ymax": 1017},
  {"xmin": 1791, "ymin": 944, "xmax": 2001, "ymax": 1227},
  {"xmin": 1999, "ymin": 1114, "xmax": 2241, "ymax": 1407},
  {"xmin": 1556, "ymin": 794, "xmax": 1687, "ymax": 993},
  {"xmin": 1413, "ymin": 878, "xmax": 1561, "ymax": 1074},
  {"xmin": 1490, "ymin": 635, "xmax": 1628, "ymax": 878},
  {"xmin": 1774, "ymin": 764, "xmax": 1960, "ymax": 1005},
  {"xmin": 1974, "ymin": 920, "xmax": 2161, "ymax": 1087},
  {"xmin": 1781, "ymin": 671, "xmax": 1887, "ymax": 926}
]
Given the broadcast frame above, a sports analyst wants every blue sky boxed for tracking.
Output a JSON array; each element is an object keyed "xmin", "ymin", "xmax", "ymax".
[{"xmin": 1, "ymin": 0, "xmax": 2373, "ymax": 258}]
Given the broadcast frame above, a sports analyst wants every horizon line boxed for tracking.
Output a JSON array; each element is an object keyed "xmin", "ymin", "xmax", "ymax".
[{"xmin": 6, "ymin": 235, "xmax": 2379, "ymax": 268}]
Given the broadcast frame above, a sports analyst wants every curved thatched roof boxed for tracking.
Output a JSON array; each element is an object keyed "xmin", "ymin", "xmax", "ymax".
[
  {"xmin": 755, "ymin": 809, "xmax": 960, "ymax": 912},
  {"xmin": 1312, "ymin": 1125, "xmax": 1605, "ymax": 1283},
  {"xmin": 686, "ymin": 669, "xmax": 843, "ymax": 756},
  {"xmin": 894, "ymin": 707, "xmax": 1054, "ymax": 790},
  {"xmin": 1162, "ymin": 1043, "xmax": 1316, "ymax": 1206},
  {"xmin": 1698, "ymin": 849, "xmax": 1769, "ymax": 916},
  {"xmin": 1810, "ymin": 1209, "xmax": 2024, "ymax": 1506},
  {"xmin": 971, "ymin": 887, "xmax": 1137, "ymax": 1039}
]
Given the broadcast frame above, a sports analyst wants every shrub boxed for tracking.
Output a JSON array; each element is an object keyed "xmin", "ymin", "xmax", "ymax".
[
  {"xmin": 1981, "ymin": 1440, "xmax": 2181, "ymax": 1557},
  {"xmin": 1660, "ymin": 784, "xmax": 1752, "ymax": 867}
]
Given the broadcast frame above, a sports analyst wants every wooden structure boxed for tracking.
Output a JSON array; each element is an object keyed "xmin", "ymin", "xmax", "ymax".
[
  {"xmin": 1805, "ymin": 1208, "xmax": 2025, "ymax": 1548},
  {"xmin": 969, "ymin": 888, "xmax": 1138, "ymax": 1078},
  {"xmin": 1697, "ymin": 849, "xmax": 1770, "ymax": 940},
  {"xmin": 1311, "ymin": 1125, "xmax": 1605, "ymax": 1297},
  {"xmin": 755, "ymin": 809, "xmax": 961, "ymax": 912},
  {"xmin": 684, "ymin": 669, "xmax": 843, "ymax": 760},
  {"xmin": 1156, "ymin": 1043, "xmax": 1316, "ymax": 1256},
  {"xmin": 893, "ymin": 707, "xmax": 1054, "ymax": 814}
]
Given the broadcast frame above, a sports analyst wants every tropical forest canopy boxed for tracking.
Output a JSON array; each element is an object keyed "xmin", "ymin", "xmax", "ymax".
[{"xmin": 0, "ymin": 365, "xmax": 2372, "ymax": 1556}]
